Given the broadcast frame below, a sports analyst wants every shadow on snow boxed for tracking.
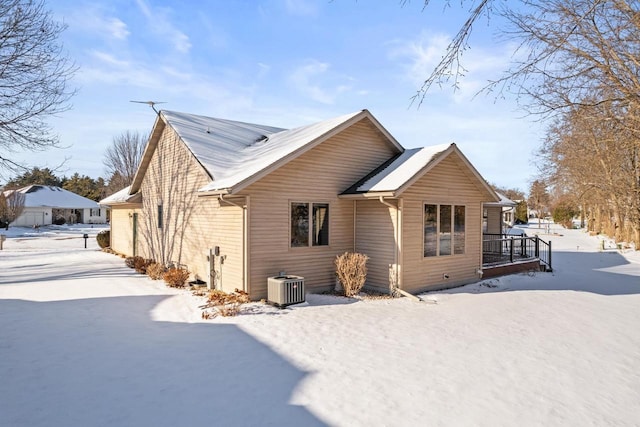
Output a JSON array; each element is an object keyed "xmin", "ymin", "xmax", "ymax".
[
  {"xmin": 445, "ymin": 249, "xmax": 639, "ymax": 296},
  {"xmin": 0, "ymin": 295, "xmax": 326, "ymax": 427}
]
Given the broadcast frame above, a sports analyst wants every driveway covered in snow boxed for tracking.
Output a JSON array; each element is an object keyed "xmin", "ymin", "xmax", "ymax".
[{"xmin": 1, "ymin": 224, "xmax": 639, "ymax": 426}]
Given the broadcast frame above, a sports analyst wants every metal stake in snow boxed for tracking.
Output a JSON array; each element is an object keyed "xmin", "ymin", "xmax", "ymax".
[{"xmin": 83, "ymin": 233, "xmax": 88, "ymax": 249}]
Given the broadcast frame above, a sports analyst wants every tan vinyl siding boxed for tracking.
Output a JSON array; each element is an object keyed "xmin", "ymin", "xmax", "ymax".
[
  {"xmin": 400, "ymin": 153, "xmax": 487, "ymax": 293},
  {"xmin": 243, "ymin": 118, "xmax": 399, "ymax": 299},
  {"xmin": 109, "ymin": 207, "xmax": 138, "ymax": 256},
  {"xmin": 485, "ymin": 206, "xmax": 503, "ymax": 234},
  {"xmin": 355, "ymin": 199, "xmax": 397, "ymax": 291},
  {"xmin": 135, "ymin": 125, "xmax": 244, "ymax": 290},
  {"xmin": 194, "ymin": 199, "xmax": 244, "ymax": 293}
]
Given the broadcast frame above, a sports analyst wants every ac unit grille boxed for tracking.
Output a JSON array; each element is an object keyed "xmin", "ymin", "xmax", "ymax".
[{"xmin": 267, "ymin": 276, "xmax": 305, "ymax": 307}]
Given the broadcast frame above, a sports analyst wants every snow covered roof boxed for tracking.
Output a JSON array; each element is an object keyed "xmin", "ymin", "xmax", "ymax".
[
  {"xmin": 351, "ymin": 144, "xmax": 452, "ymax": 194},
  {"xmin": 484, "ymin": 191, "xmax": 518, "ymax": 207},
  {"xmin": 99, "ymin": 186, "xmax": 140, "ymax": 206},
  {"xmin": 197, "ymin": 110, "xmax": 371, "ymax": 192},
  {"xmin": 129, "ymin": 109, "xmax": 402, "ymax": 195},
  {"xmin": 162, "ymin": 111, "xmax": 287, "ymax": 186},
  {"xmin": 341, "ymin": 142, "xmax": 499, "ymax": 201},
  {"xmin": 10, "ymin": 185, "xmax": 99, "ymax": 209}
]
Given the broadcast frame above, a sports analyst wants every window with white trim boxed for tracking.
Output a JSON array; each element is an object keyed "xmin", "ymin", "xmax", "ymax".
[
  {"xmin": 90, "ymin": 208, "xmax": 101, "ymax": 217},
  {"xmin": 424, "ymin": 204, "xmax": 465, "ymax": 257},
  {"xmin": 291, "ymin": 202, "xmax": 329, "ymax": 247}
]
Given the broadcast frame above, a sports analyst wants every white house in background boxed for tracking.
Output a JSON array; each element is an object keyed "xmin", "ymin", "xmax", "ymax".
[
  {"xmin": 483, "ymin": 192, "xmax": 517, "ymax": 234},
  {"xmin": 6, "ymin": 185, "xmax": 107, "ymax": 227}
]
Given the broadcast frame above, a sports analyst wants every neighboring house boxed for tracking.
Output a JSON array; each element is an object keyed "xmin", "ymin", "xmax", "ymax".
[
  {"xmin": 7, "ymin": 185, "xmax": 107, "ymax": 227},
  {"xmin": 100, "ymin": 109, "xmax": 502, "ymax": 299},
  {"xmin": 483, "ymin": 192, "xmax": 518, "ymax": 233}
]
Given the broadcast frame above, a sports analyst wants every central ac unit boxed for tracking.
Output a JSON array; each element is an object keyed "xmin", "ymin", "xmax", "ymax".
[{"xmin": 267, "ymin": 275, "xmax": 305, "ymax": 307}]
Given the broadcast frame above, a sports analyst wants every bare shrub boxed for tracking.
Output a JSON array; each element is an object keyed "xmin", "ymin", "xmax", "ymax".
[
  {"xmin": 218, "ymin": 303, "xmax": 241, "ymax": 317},
  {"xmin": 335, "ymin": 252, "xmax": 369, "ymax": 297},
  {"xmin": 124, "ymin": 256, "xmax": 138, "ymax": 269},
  {"xmin": 146, "ymin": 262, "xmax": 166, "ymax": 280},
  {"xmin": 163, "ymin": 267, "xmax": 190, "ymax": 288},
  {"xmin": 200, "ymin": 288, "xmax": 250, "ymax": 318},
  {"xmin": 207, "ymin": 288, "xmax": 250, "ymax": 305},
  {"xmin": 134, "ymin": 257, "xmax": 153, "ymax": 274}
]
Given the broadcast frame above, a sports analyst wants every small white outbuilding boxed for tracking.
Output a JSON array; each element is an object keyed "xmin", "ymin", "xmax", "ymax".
[{"xmin": 7, "ymin": 185, "xmax": 107, "ymax": 227}]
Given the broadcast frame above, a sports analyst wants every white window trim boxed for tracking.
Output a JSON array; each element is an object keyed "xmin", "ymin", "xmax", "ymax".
[
  {"xmin": 423, "ymin": 202, "xmax": 467, "ymax": 257},
  {"xmin": 289, "ymin": 201, "xmax": 330, "ymax": 248}
]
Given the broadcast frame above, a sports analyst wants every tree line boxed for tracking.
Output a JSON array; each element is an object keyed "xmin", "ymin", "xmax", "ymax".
[
  {"xmin": 1, "ymin": 130, "xmax": 146, "ymax": 201},
  {"xmin": 416, "ymin": 0, "xmax": 640, "ymax": 247}
]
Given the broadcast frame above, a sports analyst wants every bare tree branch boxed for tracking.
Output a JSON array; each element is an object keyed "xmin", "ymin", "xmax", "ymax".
[{"xmin": 0, "ymin": 0, "xmax": 77, "ymax": 175}]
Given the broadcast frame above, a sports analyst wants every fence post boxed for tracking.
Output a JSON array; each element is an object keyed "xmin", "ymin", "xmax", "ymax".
[
  {"xmin": 510, "ymin": 237, "xmax": 514, "ymax": 263},
  {"xmin": 535, "ymin": 237, "xmax": 539, "ymax": 258},
  {"xmin": 548, "ymin": 240, "xmax": 552, "ymax": 271}
]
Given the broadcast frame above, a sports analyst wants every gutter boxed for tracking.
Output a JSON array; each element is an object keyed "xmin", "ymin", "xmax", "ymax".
[{"xmin": 218, "ymin": 194, "xmax": 243, "ymax": 209}]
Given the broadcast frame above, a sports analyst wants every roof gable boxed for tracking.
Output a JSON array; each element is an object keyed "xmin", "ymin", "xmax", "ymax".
[
  {"xmin": 130, "ymin": 109, "xmax": 404, "ymax": 196},
  {"xmin": 342, "ymin": 143, "xmax": 499, "ymax": 201}
]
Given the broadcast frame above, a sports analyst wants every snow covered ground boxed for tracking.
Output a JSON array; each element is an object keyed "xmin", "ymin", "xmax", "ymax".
[{"xmin": 1, "ymin": 223, "xmax": 639, "ymax": 426}]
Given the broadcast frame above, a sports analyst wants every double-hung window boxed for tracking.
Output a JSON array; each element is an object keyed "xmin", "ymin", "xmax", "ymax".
[
  {"xmin": 291, "ymin": 202, "xmax": 329, "ymax": 247},
  {"xmin": 424, "ymin": 204, "xmax": 465, "ymax": 257}
]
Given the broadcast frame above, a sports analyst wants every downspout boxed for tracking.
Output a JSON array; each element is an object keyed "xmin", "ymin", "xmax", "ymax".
[
  {"xmin": 479, "ymin": 202, "xmax": 485, "ymax": 279},
  {"xmin": 378, "ymin": 196, "xmax": 400, "ymax": 296},
  {"xmin": 218, "ymin": 194, "xmax": 247, "ymax": 293},
  {"xmin": 353, "ymin": 200, "xmax": 357, "ymax": 251}
]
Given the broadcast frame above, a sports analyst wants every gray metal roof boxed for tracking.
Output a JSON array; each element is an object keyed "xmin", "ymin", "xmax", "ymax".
[
  {"xmin": 161, "ymin": 109, "xmax": 374, "ymax": 193},
  {"xmin": 11, "ymin": 185, "xmax": 99, "ymax": 209}
]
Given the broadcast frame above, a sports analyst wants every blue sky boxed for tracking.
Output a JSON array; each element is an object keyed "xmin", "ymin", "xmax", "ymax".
[{"xmin": 15, "ymin": 0, "xmax": 542, "ymax": 193}]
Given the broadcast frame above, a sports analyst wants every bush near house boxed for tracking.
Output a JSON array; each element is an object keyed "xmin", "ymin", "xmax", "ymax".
[
  {"xmin": 163, "ymin": 267, "xmax": 190, "ymax": 288},
  {"xmin": 146, "ymin": 263, "xmax": 166, "ymax": 280},
  {"xmin": 124, "ymin": 256, "xmax": 137, "ymax": 268},
  {"xmin": 335, "ymin": 252, "xmax": 369, "ymax": 297},
  {"xmin": 200, "ymin": 289, "xmax": 251, "ymax": 318},
  {"xmin": 134, "ymin": 257, "xmax": 154, "ymax": 274},
  {"xmin": 96, "ymin": 230, "xmax": 110, "ymax": 248},
  {"xmin": 125, "ymin": 256, "xmax": 154, "ymax": 273}
]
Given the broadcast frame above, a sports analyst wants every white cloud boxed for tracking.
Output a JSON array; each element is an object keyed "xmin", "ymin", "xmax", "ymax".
[
  {"xmin": 89, "ymin": 50, "xmax": 130, "ymax": 68},
  {"xmin": 67, "ymin": 7, "xmax": 130, "ymax": 41},
  {"xmin": 387, "ymin": 31, "xmax": 517, "ymax": 103},
  {"xmin": 283, "ymin": 0, "xmax": 318, "ymax": 17},
  {"xmin": 135, "ymin": 0, "xmax": 192, "ymax": 54},
  {"xmin": 107, "ymin": 17, "xmax": 129, "ymax": 40},
  {"xmin": 387, "ymin": 32, "xmax": 451, "ymax": 86},
  {"xmin": 78, "ymin": 48, "xmax": 254, "ymax": 115},
  {"xmin": 257, "ymin": 63, "xmax": 271, "ymax": 79},
  {"xmin": 289, "ymin": 60, "xmax": 352, "ymax": 104}
]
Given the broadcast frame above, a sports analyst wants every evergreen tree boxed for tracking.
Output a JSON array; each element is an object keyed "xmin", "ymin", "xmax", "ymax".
[{"xmin": 5, "ymin": 167, "xmax": 63, "ymax": 187}]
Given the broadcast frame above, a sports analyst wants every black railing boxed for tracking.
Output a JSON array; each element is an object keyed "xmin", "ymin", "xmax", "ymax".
[{"xmin": 482, "ymin": 234, "xmax": 552, "ymax": 272}]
